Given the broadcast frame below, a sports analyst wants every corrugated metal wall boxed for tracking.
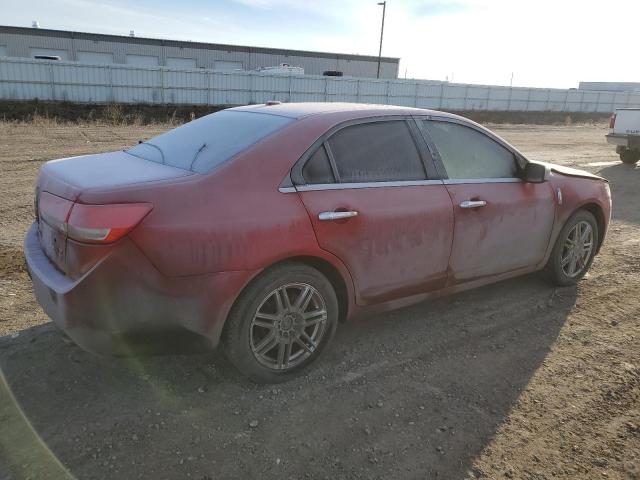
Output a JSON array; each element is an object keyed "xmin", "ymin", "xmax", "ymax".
[
  {"xmin": 0, "ymin": 29, "xmax": 400, "ymax": 79},
  {"xmin": 2, "ymin": 57, "xmax": 640, "ymax": 112},
  {"xmin": 579, "ymin": 82, "xmax": 640, "ymax": 93}
]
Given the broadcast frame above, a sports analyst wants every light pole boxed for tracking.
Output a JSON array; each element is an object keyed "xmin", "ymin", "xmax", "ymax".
[{"xmin": 376, "ymin": 1, "xmax": 386, "ymax": 79}]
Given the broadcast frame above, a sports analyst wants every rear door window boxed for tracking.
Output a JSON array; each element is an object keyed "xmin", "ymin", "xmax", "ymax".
[
  {"xmin": 302, "ymin": 145, "xmax": 335, "ymax": 184},
  {"xmin": 422, "ymin": 120, "xmax": 517, "ymax": 179},
  {"xmin": 127, "ymin": 110, "xmax": 292, "ymax": 174},
  {"xmin": 326, "ymin": 121, "xmax": 426, "ymax": 183}
]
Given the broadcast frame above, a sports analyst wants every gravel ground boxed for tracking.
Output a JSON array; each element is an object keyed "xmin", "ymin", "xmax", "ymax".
[{"xmin": 0, "ymin": 120, "xmax": 638, "ymax": 480}]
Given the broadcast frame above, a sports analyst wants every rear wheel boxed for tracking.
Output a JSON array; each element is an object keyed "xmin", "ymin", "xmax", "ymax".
[
  {"xmin": 222, "ymin": 263, "xmax": 338, "ymax": 383},
  {"xmin": 620, "ymin": 149, "xmax": 640, "ymax": 164},
  {"xmin": 544, "ymin": 210, "xmax": 599, "ymax": 286}
]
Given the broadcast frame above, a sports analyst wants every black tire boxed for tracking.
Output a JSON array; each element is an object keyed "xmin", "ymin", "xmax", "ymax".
[
  {"xmin": 620, "ymin": 149, "xmax": 640, "ymax": 164},
  {"xmin": 222, "ymin": 262, "xmax": 338, "ymax": 383},
  {"xmin": 544, "ymin": 210, "xmax": 599, "ymax": 286}
]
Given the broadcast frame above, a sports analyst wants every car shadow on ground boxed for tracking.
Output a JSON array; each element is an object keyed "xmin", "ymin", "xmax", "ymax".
[
  {"xmin": 598, "ymin": 162, "xmax": 640, "ymax": 224},
  {"xmin": 0, "ymin": 273, "xmax": 576, "ymax": 480}
]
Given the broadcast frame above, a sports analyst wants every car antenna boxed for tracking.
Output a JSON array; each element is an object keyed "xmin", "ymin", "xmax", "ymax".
[{"xmin": 190, "ymin": 143, "xmax": 208, "ymax": 171}]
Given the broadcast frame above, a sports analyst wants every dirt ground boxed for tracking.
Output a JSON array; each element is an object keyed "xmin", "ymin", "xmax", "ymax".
[{"xmin": 0, "ymin": 120, "xmax": 638, "ymax": 480}]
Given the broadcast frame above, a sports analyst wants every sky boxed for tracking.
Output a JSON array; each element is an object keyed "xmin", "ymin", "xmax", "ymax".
[{"xmin": 2, "ymin": 0, "xmax": 639, "ymax": 88}]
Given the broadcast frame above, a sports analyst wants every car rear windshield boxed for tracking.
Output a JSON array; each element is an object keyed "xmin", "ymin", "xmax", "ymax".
[{"xmin": 126, "ymin": 110, "xmax": 293, "ymax": 173}]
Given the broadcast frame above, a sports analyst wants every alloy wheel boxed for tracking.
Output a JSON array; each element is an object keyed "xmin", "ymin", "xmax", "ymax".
[
  {"xmin": 249, "ymin": 283, "xmax": 328, "ymax": 371},
  {"xmin": 560, "ymin": 220, "xmax": 594, "ymax": 278}
]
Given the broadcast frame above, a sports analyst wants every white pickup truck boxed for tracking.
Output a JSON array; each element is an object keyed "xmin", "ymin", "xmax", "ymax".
[{"xmin": 606, "ymin": 108, "xmax": 640, "ymax": 164}]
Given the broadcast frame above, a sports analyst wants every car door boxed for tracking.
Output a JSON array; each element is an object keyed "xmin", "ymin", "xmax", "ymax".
[
  {"xmin": 292, "ymin": 117, "xmax": 454, "ymax": 306},
  {"xmin": 418, "ymin": 118, "xmax": 555, "ymax": 283}
]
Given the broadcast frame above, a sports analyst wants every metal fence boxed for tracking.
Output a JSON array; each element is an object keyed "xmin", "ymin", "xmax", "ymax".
[{"xmin": 2, "ymin": 57, "xmax": 640, "ymax": 113}]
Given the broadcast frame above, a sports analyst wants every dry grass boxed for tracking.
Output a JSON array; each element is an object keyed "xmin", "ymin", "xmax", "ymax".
[{"xmin": 1, "ymin": 104, "xmax": 191, "ymax": 127}]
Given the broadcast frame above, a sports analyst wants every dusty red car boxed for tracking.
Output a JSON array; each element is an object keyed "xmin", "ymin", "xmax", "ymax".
[{"xmin": 25, "ymin": 103, "xmax": 611, "ymax": 382}]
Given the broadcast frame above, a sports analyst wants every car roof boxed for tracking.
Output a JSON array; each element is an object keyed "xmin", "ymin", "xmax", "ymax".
[
  {"xmin": 229, "ymin": 102, "xmax": 457, "ymax": 120},
  {"xmin": 228, "ymin": 102, "xmax": 528, "ymax": 167}
]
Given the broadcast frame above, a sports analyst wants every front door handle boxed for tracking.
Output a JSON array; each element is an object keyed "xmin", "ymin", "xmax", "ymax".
[
  {"xmin": 459, "ymin": 200, "xmax": 487, "ymax": 209},
  {"xmin": 318, "ymin": 211, "xmax": 359, "ymax": 221}
]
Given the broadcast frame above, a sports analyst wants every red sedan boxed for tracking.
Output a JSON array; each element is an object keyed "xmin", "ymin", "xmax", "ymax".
[{"xmin": 25, "ymin": 103, "xmax": 611, "ymax": 383}]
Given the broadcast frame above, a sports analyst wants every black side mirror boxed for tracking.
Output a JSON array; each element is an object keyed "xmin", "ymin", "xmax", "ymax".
[{"xmin": 523, "ymin": 162, "xmax": 547, "ymax": 183}]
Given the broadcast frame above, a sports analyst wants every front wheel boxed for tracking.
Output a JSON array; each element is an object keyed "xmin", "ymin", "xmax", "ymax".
[
  {"xmin": 222, "ymin": 263, "xmax": 338, "ymax": 383},
  {"xmin": 544, "ymin": 210, "xmax": 599, "ymax": 286}
]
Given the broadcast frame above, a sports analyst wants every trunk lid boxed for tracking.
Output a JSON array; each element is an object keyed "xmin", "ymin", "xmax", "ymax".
[
  {"xmin": 38, "ymin": 150, "xmax": 194, "ymax": 199},
  {"xmin": 35, "ymin": 151, "xmax": 193, "ymax": 276}
]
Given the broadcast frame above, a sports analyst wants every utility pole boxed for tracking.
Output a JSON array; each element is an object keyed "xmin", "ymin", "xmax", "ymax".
[{"xmin": 376, "ymin": 1, "xmax": 386, "ymax": 79}]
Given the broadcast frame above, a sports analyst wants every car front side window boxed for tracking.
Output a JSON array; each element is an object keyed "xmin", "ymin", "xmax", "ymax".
[{"xmin": 423, "ymin": 120, "xmax": 518, "ymax": 180}]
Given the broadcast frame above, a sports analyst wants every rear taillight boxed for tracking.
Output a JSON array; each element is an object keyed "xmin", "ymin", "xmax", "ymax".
[
  {"xmin": 38, "ymin": 191, "xmax": 74, "ymax": 233},
  {"xmin": 67, "ymin": 203, "xmax": 153, "ymax": 244},
  {"xmin": 609, "ymin": 113, "xmax": 617, "ymax": 129},
  {"xmin": 38, "ymin": 192, "xmax": 152, "ymax": 244}
]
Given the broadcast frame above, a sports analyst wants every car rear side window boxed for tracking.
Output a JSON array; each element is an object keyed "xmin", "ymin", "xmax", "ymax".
[
  {"xmin": 302, "ymin": 145, "xmax": 335, "ymax": 184},
  {"xmin": 126, "ymin": 110, "xmax": 293, "ymax": 174},
  {"xmin": 422, "ymin": 120, "xmax": 517, "ymax": 179},
  {"xmin": 327, "ymin": 121, "xmax": 426, "ymax": 183}
]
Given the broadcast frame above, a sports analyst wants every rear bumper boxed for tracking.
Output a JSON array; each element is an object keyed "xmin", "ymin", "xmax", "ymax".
[
  {"xmin": 606, "ymin": 133, "xmax": 640, "ymax": 150},
  {"xmin": 24, "ymin": 223, "xmax": 256, "ymax": 355}
]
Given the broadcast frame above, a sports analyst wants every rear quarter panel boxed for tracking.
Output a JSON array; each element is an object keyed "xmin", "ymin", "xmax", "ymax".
[{"xmin": 76, "ymin": 115, "xmax": 351, "ymax": 278}]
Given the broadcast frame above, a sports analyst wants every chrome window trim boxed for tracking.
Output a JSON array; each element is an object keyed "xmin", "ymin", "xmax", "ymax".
[
  {"xmin": 442, "ymin": 178, "xmax": 522, "ymax": 185},
  {"xmin": 279, "ymin": 178, "xmax": 523, "ymax": 192},
  {"xmin": 284, "ymin": 179, "xmax": 444, "ymax": 192}
]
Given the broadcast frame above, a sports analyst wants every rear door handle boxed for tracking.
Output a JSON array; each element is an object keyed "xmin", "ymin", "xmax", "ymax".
[
  {"xmin": 459, "ymin": 200, "xmax": 487, "ymax": 209},
  {"xmin": 318, "ymin": 211, "xmax": 359, "ymax": 221}
]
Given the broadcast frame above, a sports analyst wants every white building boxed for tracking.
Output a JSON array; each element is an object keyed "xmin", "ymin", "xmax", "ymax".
[
  {"xmin": 579, "ymin": 82, "xmax": 640, "ymax": 93},
  {"xmin": 0, "ymin": 25, "xmax": 400, "ymax": 79}
]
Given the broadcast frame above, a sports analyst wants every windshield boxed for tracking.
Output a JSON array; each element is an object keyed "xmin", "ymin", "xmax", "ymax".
[{"xmin": 126, "ymin": 110, "xmax": 293, "ymax": 173}]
